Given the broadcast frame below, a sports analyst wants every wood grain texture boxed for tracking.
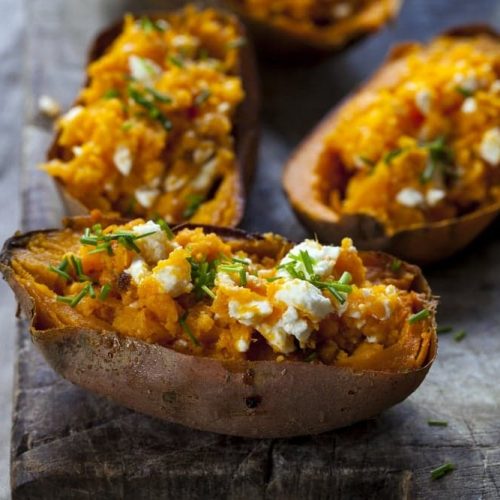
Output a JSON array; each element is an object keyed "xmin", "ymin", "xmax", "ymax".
[{"xmin": 12, "ymin": 0, "xmax": 500, "ymax": 498}]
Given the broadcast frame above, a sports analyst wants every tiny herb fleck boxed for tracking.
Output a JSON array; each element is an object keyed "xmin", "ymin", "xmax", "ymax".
[
  {"xmin": 390, "ymin": 258, "xmax": 402, "ymax": 272},
  {"xmin": 227, "ymin": 37, "xmax": 247, "ymax": 49},
  {"xmin": 156, "ymin": 217, "xmax": 174, "ymax": 240},
  {"xmin": 428, "ymin": 419, "xmax": 448, "ymax": 427},
  {"xmin": 437, "ymin": 325, "xmax": 453, "ymax": 334},
  {"xmin": 98, "ymin": 283, "xmax": 112, "ymax": 301},
  {"xmin": 179, "ymin": 313, "xmax": 200, "ymax": 346},
  {"xmin": 169, "ymin": 55, "xmax": 185, "ymax": 68},
  {"xmin": 455, "ymin": 86, "xmax": 474, "ymax": 98},
  {"xmin": 453, "ymin": 330, "xmax": 467, "ymax": 342},
  {"xmin": 384, "ymin": 148, "xmax": 404, "ymax": 165},
  {"xmin": 183, "ymin": 194, "xmax": 205, "ymax": 218}
]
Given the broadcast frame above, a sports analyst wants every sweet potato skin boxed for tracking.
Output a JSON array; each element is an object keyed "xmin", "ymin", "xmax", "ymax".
[
  {"xmin": 48, "ymin": 10, "xmax": 260, "ymax": 227},
  {"xmin": 283, "ymin": 26, "xmax": 500, "ymax": 264},
  {"xmin": 0, "ymin": 221, "xmax": 436, "ymax": 438}
]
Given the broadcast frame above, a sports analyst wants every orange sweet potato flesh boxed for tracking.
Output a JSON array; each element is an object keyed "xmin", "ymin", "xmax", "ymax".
[{"xmin": 0, "ymin": 216, "xmax": 437, "ymax": 437}]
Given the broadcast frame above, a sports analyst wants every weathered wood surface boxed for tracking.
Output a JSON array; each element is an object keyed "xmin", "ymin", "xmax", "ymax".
[{"xmin": 12, "ymin": 0, "xmax": 500, "ymax": 498}]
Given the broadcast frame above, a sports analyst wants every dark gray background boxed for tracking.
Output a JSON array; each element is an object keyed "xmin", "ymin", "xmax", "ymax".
[{"xmin": 3, "ymin": 0, "xmax": 500, "ymax": 497}]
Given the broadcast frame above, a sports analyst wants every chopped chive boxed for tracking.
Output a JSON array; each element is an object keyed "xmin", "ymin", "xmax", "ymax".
[
  {"xmin": 48, "ymin": 263, "xmax": 71, "ymax": 281},
  {"xmin": 455, "ymin": 86, "xmax": 474, "ymax": 98},
  {"xmin": 146, "ymin": 87, "xmax": 172, "ymax": 104},
  {"xmin": 195, "ymin": 88, "xmax": 211, "ymax": 106},
  {"xmin": 431, "ymin": 463, "xmax": 454, "ymax": 480},
  {"xmin": 169, "ymin": 55, "xmax": 185, "ymax": 68},
  {"xmin": 428, "ymin": 420, "xmax": 448, "ymax": 427},
  {"xmin": 201, "ymin": 285, "xmax": 215, "ymax": 299},
  {"xmin": 80, "ymin": 236, "xmax": 99, "ymax": 246},
  {"xmin": 437, "ymin": 325, "xmax": 453, "ymax": 334},
  {"xmin": 87, "ymin": 283, "xmax": 96, "ymax": 299},
  {"xmin": 453, "ymin": 330, "xmax": 467, "ymax": 342},
  {"xmin": 69, "ymin": 284, "xmax": 91, "ymax": 308},
  {"xmin": 420, "ymin": 157, "xmax": 436, "ymax": 184},
  {"xmin": 156, "ymin": 217, "xmax": 174, "ymax": 240},
  {"xmin": 384, "ymin": 148, "xmax": 404, "ymax": 165},
  {"xmin": 408, "ymin": 309, "xmax": 430, "ymax": 324},
  {"xmin": 70, "ymin": 255, "xmax": 91, "ymax": 282},
  {"xmin": 239, "ymin": 267, "xmax": 247, "ymax": 286},
  {"xmin": 128, "ymin": 85, "xmax": 172, "ymax": 131},
  {"xmin": 232, "ymin": 257, "xmax": 249, "ymax": 266},
  {"xmin": 390, "ymin": 258, "xmax": 402, "ymax": 272},
  {"xmin": 226, "ymin": 37, "xmax": 247, "ymax": 49},
  {"xmin": 299, "ymin": 250, "xmax": 315, "ymax": 276},
  {"xmin": 88, "ymin": 242, "xmax": 114, "ymax": 255},
  {"xmin": 179, "ymin": 314, "xmax": 200, "ymax": 346},
  {"xmin": 103, "ymin": 89, "xmax": 120, "ymax": 99},
  {"xmin": 183, "ymin": 194, "xmax": 205, "ymax": 218},
  {"xmin": 140, "ymin": 17, "xmax": 165, "ymax": 33},
  {"xmin": 266, "ymin": 276, "xmax": 281, "ymax": 283},
  {"xmin": 339, "ymin": 271, "xmax": 352, "ymax": 285},
  {"xmin": 359, "ymin": 155, "xmax": 375, "ymax": 168},
  {"xmin": 122, "ymin": 120, "xmax": 134, "ymax": 131},
  {"xmin": 56, "ymin": 295, "xmax": 74, "ymax": 304},
  {"xmin": 98, "ymin": 283, "xmax": 112, "ymax": 301}
]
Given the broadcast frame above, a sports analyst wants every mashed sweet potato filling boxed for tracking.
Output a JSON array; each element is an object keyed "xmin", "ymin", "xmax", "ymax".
[
  {"xmin": 316, "ymin": 33, "xmax": 500, "ymax": 232},
  {"xmin": 43, "ymin": 8, "xmax": 245, "ymax": 225},
  {"xmin": 11, "ymin": 216, "xmax": 433, "ymax": 371}
]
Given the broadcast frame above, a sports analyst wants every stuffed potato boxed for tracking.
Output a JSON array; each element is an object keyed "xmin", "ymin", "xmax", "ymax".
[
  {"xmin": 223, "ymin": 0, "xmax": 402, "ymax": 57},
  {"xmin": 284, "ymin": 26, "xmax": 500, "ymax": 263},
  {"xmin": 43, "ymin": 7, "xmax": 259, "ymax": 226},
  {"xmin": 1, "ymin": 213, "xmax": 436, "ymax": 437}
]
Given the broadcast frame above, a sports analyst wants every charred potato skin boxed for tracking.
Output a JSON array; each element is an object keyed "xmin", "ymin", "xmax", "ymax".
[
  {"xmin": 48, "ymin": 10, "xmax": 260, "ymax": 227},
  {"xmin": 283, "ymin": 26, "xmax": 500, "ymax": 264},
  {"xmin": 1, "ymin": 220, "xmax": 436, "ymax": 438},
  {"xmin": 223, "ymin": 0, "xmax": 402, "ymax": 60}
]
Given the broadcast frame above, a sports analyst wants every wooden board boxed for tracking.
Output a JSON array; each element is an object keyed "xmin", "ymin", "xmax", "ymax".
[{"xmin": 12, "ymin": 0, "xmax": 500, "ymax": 498}]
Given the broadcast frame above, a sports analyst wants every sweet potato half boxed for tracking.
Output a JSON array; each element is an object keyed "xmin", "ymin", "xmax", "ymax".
[
  {"xmin": 45, "ymin": 8, "xmax": 259, "ymax": 227},
  {"xmin": 283, "ymin": 26, "xmax": 500, "ymax": 263},
  {"xmin": 1, "ymin": 216, "xmax": 436, "ymax": 438},
  {"xmin": 223, "ymin": 0, "xmax": 402, "ymax": 58}
]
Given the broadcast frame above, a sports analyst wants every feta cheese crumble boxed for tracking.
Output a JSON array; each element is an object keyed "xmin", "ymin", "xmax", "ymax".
[
  {"xmin": 479, "ymin": 127, "xmax": 500, "ymax": 166},
  {"xmin": 135, "ymin": 186, "xmax": 160, "ymax": 209},
  {"xmin": 125, "ymin": 258, "xmax": 151, "ymax": 285},
  {"xmin": 132, "ymin": 221, "xmax": 177, "ymax": 263},
  {"xmin": 38, "ymin": 95, "xmax": 61, "ymax": 118},
  {"xmin": 396, "ymin": 188, "xmax": 424, "ymax": 208},
  {"xmin": 113, "ymin": 145, "xmax": 133, "ymax": 176},
  {"xmin": 128, "ymin": 55, "xmax": 161, "ymax": 84}
]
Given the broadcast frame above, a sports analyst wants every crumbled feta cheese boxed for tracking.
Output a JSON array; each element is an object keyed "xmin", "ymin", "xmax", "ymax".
[
  {"xmin": 453, "ymin": 73, "xmax": 479, "ymax": 93},
  {"xmin": 381, "ymin": 299, "xmax": 392, "ymax": 320},
  {"xmin": 228, "ymin": 298, "xmax": 273, "ymax": 326},
  {"xmin": 125, "ymin": 258, "xmax": 151, "ymax": 285},
  {"xmin": 362, "ymin": 288, "xmax": 373, "ymax": 297},
  {"xmin": 193, "ymin": 143, "xmax": 215, "ymax": 165},
  {"xmin": 331, "ymin": 2, "xmax": 352, "ymax": 18},
  {"xmin": 191, "ymin": 157, "xmax": 218, "ymax": 190},
  {"xmin": 113, "ymin": 145, "xmax": 133, "ymax": 176},
  {"xmin": 258, "ymin": 307, "xmax": 308, "ymax": 353},
  {"xmin": 128, "ymin": 55, "xmax": 161, "ymax": 84},
  {"xmin": 490, "ymin": 80, "xmax": 500, "ymax": 93},
  {"xmin": 171, "ymin": 34, "xmax": 198, "ymax": 50},
  {"xmin": 426, "ymin": 188, "xmax": 446, "ymax": 206},
  {"xmin": 135, "ymin": 186, "xmax": 160, "ymax": 208},
  {"xmin": 164, "ymin": 175, "xmax": 187, "ymax": 192},
  {"xmin": 217, "ymin": 102, "xmax": 230, "ymax": 114},
  {"xmin": 277, "ymin": 240, "xmax": 341, "ymax": 280},
  {"xmin": 461, "ymin": 97, "xmax": 477, "ymax": 114},
  {"xmin": 235, "ymin": 338, "xmax": 250, "ymax": 353},
  {"xmin": 152, "ymin": 250, "xmax": 192, "ymax": 297},
  {"xmin": 415, "ymin": 89, "xmax": 432, "ymax": 115},
  {"xmin": 274, "ymin": 279, "xmax": 333, "ymax": 322},
  {"xmin": 396, "ymin": 188, "xmax": 424, "ymax": 208},
  {"xmin": 72, "ymin": 146, "xmax": 83, "ymax": 157},
  {"xmin": 132, "ymin": 221, "xmax": 176, "ymax": 263},
  {"xmin": 38, "ymin": 95, "xmax": 61, "ymax": 118},
  {"xmin": 365, "ymin": 335, "xmax": 377, "ymax": 344},
  {"xmin": 479, "ymin": 127, "xmax": 500, "ymax": 166},
  {"xmin": 61, "ymin": 106, "xmax": 83, "ymax": 123},
  {"xmin": 148, "ymin": 177, "xmax": 161, "ymax": 188}
]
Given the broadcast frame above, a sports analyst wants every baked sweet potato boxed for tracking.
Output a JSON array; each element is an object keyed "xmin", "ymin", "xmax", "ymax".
[
  {"xmin": 43, "ymin": 7, "xmax": 259, "ymax": 227},
  {"xmin": 1, "ymin": 214, "xmax": 436, "ymax": 437},
  {"xmin": 283, "ymin": 26, "xmax": 500, "ymax": 263},
  {"xmin": 223, "ymin": 0, "xmax": 402, "ymax": 58}
]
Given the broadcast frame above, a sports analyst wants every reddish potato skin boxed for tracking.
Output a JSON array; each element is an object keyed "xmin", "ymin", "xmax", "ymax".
[
  {"xmin": 0, "ymin": 223, "xmax": 436, "ymax": 438},
  {"xmin": 48, "ymin": 10, "xmax": 260, "ymax": 226},
  {"xmin": 283, "ymin": 26, "xmax": 500, "ymax": 264},
  {"xmin": 223, "ymin": 0, "xmax": 403, "ymax": 60}
]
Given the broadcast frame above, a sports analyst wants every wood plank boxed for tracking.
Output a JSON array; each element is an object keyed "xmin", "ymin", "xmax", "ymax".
[{"xmin": 12, "ymin": 0, "xmax": 500, "ymax": 498}]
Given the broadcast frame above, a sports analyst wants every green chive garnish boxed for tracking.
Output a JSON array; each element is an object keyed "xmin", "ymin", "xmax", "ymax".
[
  {"xmin": 390, "ymin": 258, "xmax": 402, "ymax": 272},
  {"xmin": 195, "ymin": 88, "xmax": 211, "ymax": 106},
  {"xmin": 305, "ymin": 352, "xmax": 317, "ymax": 362},
  {"xmin": 179, "ymin": 314, "xmax": 200, "ymax": 346},
  {"xmin": 140, "ymin": 17, "xmax": 165, "ymax": 33},
  {"xmin": 98, "ymin": 283, "xmax": 112, "ymax": 301},
  {"xmin": 455, "ymin": 86, "xmax": 474, "ymax": 98},
  {"xmin": 384, "ymin": 148, "xmax": 404, "ymax": 165},
  {"xmin": 169, "ymin": 55, "xmax": 185, "ymax": 68},
  {"xmin": 103, "ymin": 89, "xmax": 120, "ymax": 99},
  {"xmin": 183, "ymin": 194, "xmax": 205, "ymax": 218},
  {"xmin": 437, "ymin": 326, "xmax": 453, "ymax": 334},
  {"xmin": 428, "ymin": 420, "xmax": 448, "ymax": 427},
  {"xmin": 156, "ymin": 218, "xmax": 174, "ymax": 240},
  {"xmin": 453, "ymin": 330, "xmax": 467, "ymax": 342},
  {"xmin": 431, "ymin": 463, "xmax": 454, "ymax": 480},
  {"xmin": 48, "ymin": 257, "xmax": 71, "ymax": 281},
  {"xmin": 408, "ymin": 309, "xmax": 431, "ymax": 324}
]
